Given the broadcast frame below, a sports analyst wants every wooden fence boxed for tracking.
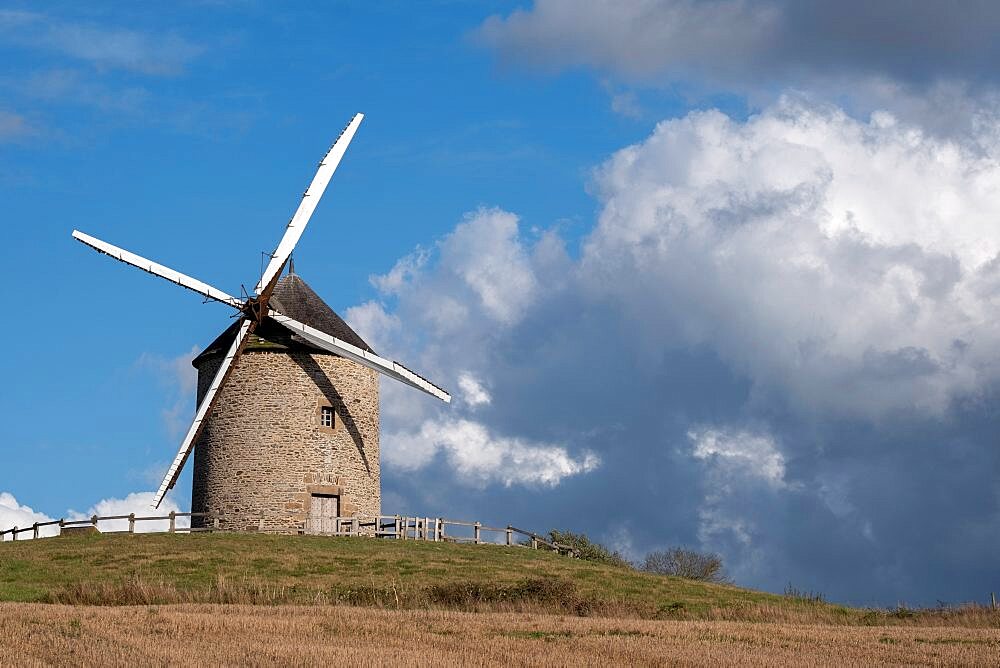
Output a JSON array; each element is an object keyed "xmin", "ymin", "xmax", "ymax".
[
  {"xmin": 0, "ymin": 511, "xmax": 220, "ymax": 541},
  {"xmin": 0, "ymin": 512, "xmax": 578, "ymax": 557},
  {"xmin": 305, "ymin": 515, "xmax": 579, "ymax": 556}
]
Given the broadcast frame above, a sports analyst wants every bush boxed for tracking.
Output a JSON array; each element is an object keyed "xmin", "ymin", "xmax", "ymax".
[
  {"xmin": 783, "ymin": 583, "xmax": 826, "ymax": 604},
  {"xmin": 642, "ymin": 548, "xmax": 730, "ymax": 583},
  {"xmin": 548, "ymin": 530, "xmax": 633, "ymax": 569}
]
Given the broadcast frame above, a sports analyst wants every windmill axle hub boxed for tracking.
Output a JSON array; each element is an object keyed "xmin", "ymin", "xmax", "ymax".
[{"xmin": 243, "ymin": 297, "xmax": 268, "ymax": 323}]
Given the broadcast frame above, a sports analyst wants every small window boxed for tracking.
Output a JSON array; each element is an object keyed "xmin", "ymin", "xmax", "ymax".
[{"xmin": 320, "ymin": 406, "xmax": 334, "ymax": 428}]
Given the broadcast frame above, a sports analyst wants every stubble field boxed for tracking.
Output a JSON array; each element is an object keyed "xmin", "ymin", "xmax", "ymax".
[
  {"xmin": 3, "ymin": 603, "xmax": 999, "ymax": 666},
  {"xmin": 2, "ymin": 533, "xmax": 998, "ymax": 665}
]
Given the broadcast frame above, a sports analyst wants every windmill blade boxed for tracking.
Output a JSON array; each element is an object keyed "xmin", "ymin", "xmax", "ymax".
[
  {"xmin": 255, "ymin": 113, "xmax": 365, "ymax": 296},
  {"xmin": 152, "ymin": 318, "xmax": 255, "ymax": 508},
  {"xmin": 269, "ymin": 310, "xmax": 451, "ymax": 403},
  {"xmin": 72, "ymin": 230, "xmax": 243, "ymax": 310}
]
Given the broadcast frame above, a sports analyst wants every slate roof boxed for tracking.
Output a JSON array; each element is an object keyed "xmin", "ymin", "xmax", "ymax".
[{"xmin": 192, "ymin": 272, "xmax": 373, "ymax": 366}]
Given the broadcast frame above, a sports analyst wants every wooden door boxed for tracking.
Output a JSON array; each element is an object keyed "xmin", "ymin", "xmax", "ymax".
[{"xmin": 308, "ymin": 494, "xmax": 339, "ymax": 534}]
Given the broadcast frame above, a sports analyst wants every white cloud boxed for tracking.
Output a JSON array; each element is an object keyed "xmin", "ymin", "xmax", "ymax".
[
  {"xmin": 689, "ymin": 427, "xmax": 787, "ymax": 487},
  {"xmin": 2, "ymin": 490, "xmax": 186, "ymax": 538},
  {"xmin": 442, "ymin": 207, "xmax": 538, "ymax": 326},
  {"xmin": 378, "ymin": 208, "xmax": 539, "ymax": 334},
  {"xmin": 457, "ymin": 372, "xmax": 492, "ymax": 408},
  {"xmin": 370, "ymin": 247, "xmax": 430, "ymax": 295},
  {"xmin": 0, "ymin": 493, "xmax": 57, "ymax": 538},
  {"xmin": 685, "ymin": 426, "xmax": 793, "ymax": 581},
  {"xmin": 353, "ymin": 206, "xmax": 601, "ymax": 490},
  {"xmin": 384, "ymin": 418, "xmax": 599, "ymax": 487},
  {"xmin": 68, "ymin": 492, "xmax": 187, "ymax": 533},
  {"xmin": 0, "ymin": 10, "xmax": 204, "ymax": 76},
  {"xmin": 358, "ymin": 95, "xmax": 1000, "ymax": 505},
  {"xmin": 349, "ymin": 97, "xmax": 1000, "ymax": 602},
  {"xmin": 370, "ymin": 97, "xmax": 1000, "ymax": 427},
  {"xmin": 584, "ymin": 96, "xmax": 1000, "ymax": 417},
  {"xmin": 343, "ymin": 301, "xmax": 401, "ymax": 353}
]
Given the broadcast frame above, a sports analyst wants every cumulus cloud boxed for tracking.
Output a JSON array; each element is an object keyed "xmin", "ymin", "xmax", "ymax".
[
  {"xmin": 685, "ymin": 427, "xmax": 798, "ymax": 579},
  {"xmin": 68, "ymin": 492, "xmax": 187, "ymax": 533},
  {"xmin": 347, "ymin": 207, "xmax": 598, "ymax": 490},
  {"xmin": 586, "ymin": 96, "xmax": 1000, "ymax": 418},
  {"xmin": 476, "ymin": 1, "xmax": 1000, "ymax": 87},
  {"xmin": 457, "ymin": 372, "xmax": 492, "ymax": 408},
  {"xmin": 2, "ymin": 491, "xmax": 186, "ymax": 538},
  {"xmin": 358, "ymin": 96, "xmax": 1000, "ymax": 604},
  {"xmin": 689, "ymin": 427, "xmax": 788, "ymax": 488},
  {"xmin": 0, "ymin": 493, "xmax": 57, "ymax": 538},
  {"xmin": 384, "ymin": 418, "xmax": 599, "ymax": 487}
]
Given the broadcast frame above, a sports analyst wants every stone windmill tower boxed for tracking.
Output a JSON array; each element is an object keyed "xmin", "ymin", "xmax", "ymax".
[
  {"xmin": 71, "ymin": 113, "xmax": 451, "ymax": 533},
  {"xmin": 190, "ymin": 271, "xmax": 382, "ymax": 532}
]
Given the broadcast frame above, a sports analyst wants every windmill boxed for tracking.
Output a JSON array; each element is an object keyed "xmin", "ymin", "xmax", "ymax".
[{"xmin": 72, "ymin": 113, "xmax": 451, "ymax": 531}]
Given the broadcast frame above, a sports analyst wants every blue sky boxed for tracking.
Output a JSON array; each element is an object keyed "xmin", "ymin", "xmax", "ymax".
[{"xmin": 2, "ymin": 2, "xmax": 999, "ymax": 607}]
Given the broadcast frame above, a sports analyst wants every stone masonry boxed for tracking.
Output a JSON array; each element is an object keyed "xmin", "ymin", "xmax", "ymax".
[{"xmin": 191, "ymin": 348, "xmax": 380, "ymax": 532}]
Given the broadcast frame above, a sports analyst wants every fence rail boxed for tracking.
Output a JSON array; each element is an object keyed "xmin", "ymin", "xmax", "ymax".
[
  {"xmin": 302, "ymin": 515, "xmax": 578, "ymax": 556},
  {"xmin": 0, "ymin": 511, "xmax": 220, "ymax": 541},
  {"xmin": 0, "ymin": 512, "xmax": 578, "ymax": 557}
]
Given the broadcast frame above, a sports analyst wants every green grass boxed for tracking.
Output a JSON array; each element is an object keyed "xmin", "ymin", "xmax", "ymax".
[
  {"xmin": 0, "ymin": 533, "xmax": 781, "ymax": 612},
  {"xmin": 0, "ymin": 533, "xmax": 994, "ymax": 627}
]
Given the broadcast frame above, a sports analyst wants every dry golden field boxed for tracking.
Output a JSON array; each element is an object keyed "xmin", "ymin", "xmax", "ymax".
[
  {"xmin": 3, "ymin": 534, "xmax": 999, "ymax": 665},
  {"xmin": 2, "ymin": 602, "xmax": 999, "ymax": 666}
]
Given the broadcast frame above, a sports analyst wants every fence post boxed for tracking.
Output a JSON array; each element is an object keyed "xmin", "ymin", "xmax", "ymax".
[
  {"xmin": 394, "ymin": 515, "xmax": 401, "ymax": 539},
  {"xmin": 33, "ymin": 522, "xmax": 39, "ymax": 539},
  {"xmin": 213, "ymin": 514, "xmax": 220, "ymax": 531},
  {"xmin": 474, "ymin": 522, "xmax": 481, "ymax": 545},
  {"xmin": 11, "ymin": 526, "xmax": 16, "ymax": 541},
  {"xmin": 91, "ymin": 514, "xmax": 98, "ymax": 531},
  {"xmin": 506, "ymin": 526, "xmax": 513, "ymax": 546},
  {"xmin": 992, "ymin": 592, "xmax": 997, "ymax": 610},
  {"xmin": 128, "ymin": 513, "xmax": 135, "ymax": 534},
  {"xmin": 436, "ymin": 518, "xmax": 444, "ymax": 542},
  {"xmin": 58, "ymin": 519, "xmax": 64, "ymax": 536},
  {"xmin": 168, "ymin": 511, "xmax": 176, "ymax": 533},
  {"xmin": 531, "ymin": 535, "xmax": 538, "ymax": 550}
]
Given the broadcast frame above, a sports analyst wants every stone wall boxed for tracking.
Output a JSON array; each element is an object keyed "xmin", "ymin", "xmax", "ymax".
[{"xmin": 191, "ymin": 349, "xmax": 380, "ymax": 532}]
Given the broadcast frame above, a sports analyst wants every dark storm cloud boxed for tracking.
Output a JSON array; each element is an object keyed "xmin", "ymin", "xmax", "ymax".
[{"xmin": 476, "ymin": 0, "xmax": 1000, "ymax": 86}]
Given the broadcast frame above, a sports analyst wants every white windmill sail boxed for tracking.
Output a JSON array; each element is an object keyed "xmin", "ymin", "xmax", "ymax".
[
  {"xmin": 152, "ymin": 318, "xmax": 255, "ymax": 508},
  {"xmin": 269, "ymin": 311, "xmax": 451, "ymax": 403},
  {"xmin": 72, "ymin": 230, "xmax": 243, "ymax": 309},
  {"xmin": 255, "ymin": 113, "xmax": 364, "ymax": 295}
]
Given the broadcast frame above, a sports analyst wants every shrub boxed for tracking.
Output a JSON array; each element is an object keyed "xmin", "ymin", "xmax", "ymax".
[
  {"xmin": 548, "ymin": 530, "xmax": 632, "ymax": 569},
  {"xmin": 783, "ymin": 583, "xmax": 826, "ymax": 604},
  {"xmin": 642, "ymin": 548, "xmax": 730, "ymax": 583}
]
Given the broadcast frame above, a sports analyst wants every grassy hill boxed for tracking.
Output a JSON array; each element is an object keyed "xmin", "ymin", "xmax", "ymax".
[{"xmin": 0, "ymin": 533, "xmax": 995, "ymax": 627}]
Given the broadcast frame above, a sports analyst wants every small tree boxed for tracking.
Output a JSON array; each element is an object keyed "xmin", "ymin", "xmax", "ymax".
[
  {"xmin": 548, "ymin": 530, "xmax": 632, "ymax": 569},
  {"xmin": 642, "ymin": 548, "xmax": 730, "ymax": 583}
]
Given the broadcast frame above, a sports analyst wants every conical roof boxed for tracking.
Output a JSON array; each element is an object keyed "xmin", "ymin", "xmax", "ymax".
[{"xmin": 192, "ymin": 272, "xmax": 373, "ymax": 366}]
